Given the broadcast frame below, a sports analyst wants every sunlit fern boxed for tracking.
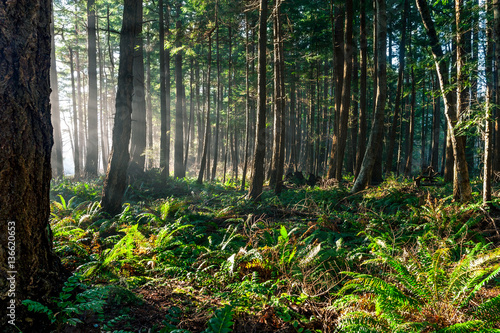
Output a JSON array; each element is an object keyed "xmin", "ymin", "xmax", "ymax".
[{"xmin": 334, "ymin": 237, "xmax": 500, "ymax": 332}]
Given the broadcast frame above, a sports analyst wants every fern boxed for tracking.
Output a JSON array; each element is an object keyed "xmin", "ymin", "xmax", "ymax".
[{"xmin": 203, "ymin": 305, "xmax": 234, "ymax": 333}]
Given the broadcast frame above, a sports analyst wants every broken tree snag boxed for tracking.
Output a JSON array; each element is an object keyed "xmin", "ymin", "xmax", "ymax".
[{"xmin": 414, "ymin": 166, "xmax": 439, "ymax": 187}]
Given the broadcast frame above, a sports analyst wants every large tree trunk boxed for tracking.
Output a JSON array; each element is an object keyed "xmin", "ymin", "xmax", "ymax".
[
  {"xmin": 404, "ymin": 64, "xmax": 416, "ymax": 177},
  {"xmin": 248, "ymin": 0, "xmax": 268, "ymax": 201},
  {"xmin": 101, "ymin": 0, "xmax": 140, "ymax": 215},
  {"xmin": 50, "ymin": 14, "xmax": 64, "ymax": 178},
  {"xmin": 211, "ymin": 8, "xmax": 221, "ymax": 181},
  {"xmin": 385, "ymin": 0, "xmax": 409, "ymax": 173},
  {"xmin": 493, "ymin": 0, "xmax": 500, "ymax": 174},
  {"xmin": 351, "ymin": 0, "xmax": 387, "ymax": 193},
  {"xmin": 146, "ymin": 30, "xmax": 154, "ymax": 169},
  {"xmin": 130, "ymin": 5, "xmax": 147, "ymax": 174},
  {"xmin": 430, "ymin": 73, "xmax": 440, "ymax": 170},
  {"xmin": 85, "ymin": 0, "xmax": 99, "ymax": 177},
  {"xmin": 415, "ymin": 0, "xmax": 472, "ymax": 202},
  {"xmin": 0, "ymin": 0, "xmax": 62, "ymax": 328},
  {"xmin": 174, "ymin": 19, "xmax": 185, "ymax": 178}
]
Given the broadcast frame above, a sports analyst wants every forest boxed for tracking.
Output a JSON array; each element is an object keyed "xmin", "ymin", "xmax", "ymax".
[{"xmin": 4, "ymin": 0, "xmax": 500, "ymax": 331}]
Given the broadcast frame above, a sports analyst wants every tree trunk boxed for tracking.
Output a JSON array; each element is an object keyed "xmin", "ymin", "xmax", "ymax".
[
  {"xmin": 50, "ymin": 14, "xmax": 64, "ymax": 178},
  {"xmin": 85, "ymin": 0, "xmax": 99, "ymax": 177},
  {"xmin": 241, "ymin": 13, "xmax": 251, "ymax": 191},
  {"xmin": 130, "ymin": 5, "xmax": 147, "ymax": 174},
  {"xmin": 332, "ymin": 0, "xmax": 353, "ymax": 181},
  {"xmin": 404, "ymin": 64, "xmax": 416, "ymax": 177},
  {"xmin": 355, "ymin": 0, "xmax": 368, "ymax": 179},
  {"xmin": 101, "ymin": 0, "xmax": 140, "ymax": 215},
  {"xmin": 159, "ymin": 0, "xmax": 168, "ymax": 178},
  {"xmin": 197, "ymin": 35, "xmax": 214, "ymax": 184},
  {"xmin": 327, "ymin": 1, "xmax": 345, "ymax": 179},
  {"xmin": 69, "ymin": 47, "xmax": 81, "ymax": 177},
  {"xmin": 351, "ymin": 0, "xmax": 386, "ymax": 193},
  {"xmin": 248, "ymin": 0, "xmax": 268, "ymax": 201},
  {"xmin": 146, "ymin": 30, "xmax": 154, "ymax": 169},
  {"xmin": 174, "ymin": 19, "xmax": 185, "ymax": 178},
  {"xmin": 484, "ymin": 2, "xmax": 493, "ymax": 206},
  {"xmin": 385, "ymin": 0, "xmax": 408, "ymax": 173},
  {"xmin": 430, "ymin": 73, "xmax": 440, "ymax": 170},
  {"xmin": 416, "ymin": 0, "xmax": 472, "ymax": 202},
  {"xmin": 0, "ymin": 0, "xmax": 62, "ymax": 328},
  {"xmin": 211, "ymin": 8, "xmax": 221, "ymax": 181}
]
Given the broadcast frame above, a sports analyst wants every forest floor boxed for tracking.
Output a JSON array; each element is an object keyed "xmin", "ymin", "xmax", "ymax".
[{"xmin": 33, "ymin": 170, "xmax": 500, "ymax": 332}]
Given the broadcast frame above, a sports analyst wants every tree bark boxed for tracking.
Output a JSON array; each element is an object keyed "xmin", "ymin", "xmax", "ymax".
[
  {"xmin": 50, "ymin": 14, "xmax": 64, "ymax": 178},
  {"xmin": 351, "ymin": 0, "xmax": 387, "ymax": 193},
  {"xmin": 85, "ymin": 0, "xmax": 99, "ymax": 177},
  {"xmin": 130, "ymin": 5, "xmax": 147, "ymax": 174},
  {"xmin": 248, "ymin": 0, "xmax": 268, "ymax": 201},
  {"xmin": 241, "ymin": 13, "xmax": 251, "ymax": 190},
  {"xmin": 159, "ymin": 0, "xmax": 168, "ymax": 178},
  {"xmin": 484, "ymin": 2, "xmax": 493, "ymax": 206},
  {"xmin": 355, "ymin": 0, "xmax": 368, "ymax": 179},
  {"xmin": 101, "ymin": 0, "xmax": 141, "ymax": 215},
  {"xmin": 0, "ymin": 0, "xmax": 62, "ymax": 328},
  {"xmin": 69, "ymin": 47, "xmax": 81, "ymax": 177},
  {"xmin": 174, "ymin": 19, "xmax": 185, "ymax": 178}
]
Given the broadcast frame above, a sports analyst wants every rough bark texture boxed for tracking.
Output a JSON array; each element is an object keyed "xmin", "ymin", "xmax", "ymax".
[
  {"xmin": 130, "ymin": 4, "xmax": 147, "ymax": 174},
  {"xmin": 0, "ymin": 0, "xmax": 62, "ymax": 329},
  {"xmin": 174, "ymin": 20, "xmax": 185, "ymax": 179},
  {"xmin": 248, "ymin": 0, "xmax": 268, "ymax": 201},
  {"xmin": 85, "ymin": 0, "xmax": 99, "ymax": 177},
  {"xmin": 484, "ymin": 2, "xmax": 493, "ymax": 206},
  {"xmin": 101, "ymin": 0, "xmax": 140, "ymax": 215},
  {"xmin": 351, "ymin": 0, "xmax": 386, "ymax": 194}
]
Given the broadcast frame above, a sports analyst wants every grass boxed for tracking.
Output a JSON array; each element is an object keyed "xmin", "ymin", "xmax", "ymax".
[{"xmin": 29, "ymin": 172, "xmax": 500, "ymax": 332}]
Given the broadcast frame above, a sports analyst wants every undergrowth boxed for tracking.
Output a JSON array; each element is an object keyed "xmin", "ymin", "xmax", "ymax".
[{"xmin": 36, "ymin": 173, "xmax": 500, "ymax": 332}]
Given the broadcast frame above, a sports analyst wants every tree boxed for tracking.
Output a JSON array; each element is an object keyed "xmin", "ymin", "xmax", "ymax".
[
  {"xmin": 415, "ymin": 0, "xmax": 472, "ymax": 202},
  {"xmin": 50, "ymin": 13, "xmax": 64, "ymax": 178},
  {"xmin": 130, "ymin": 4, "xmax": 147, "ymax": 174},
  {"xmin": 174, "ymin": 19, "xmax": 185, "ymax": 178},
  {"xmin": 101, "ymin": 0, "xmax": 141, "ymax": 215},
  {"xmin": 484, "ymin": 0, "xmax": 494, "ymax": 206},
  {"xmin": 0, "ymin": 0, "xmax": 61, "ymax": 328},
  {"xmin": 248, "ymin": 0, "xmax": 268, "ymax": 201},
  {"xmin": 351, "ymin": 0, "xmax": 387, "ymax": 193},
  {"xmin": 85, "ymin": 0, "xmax": 99, "ymax": 177}
]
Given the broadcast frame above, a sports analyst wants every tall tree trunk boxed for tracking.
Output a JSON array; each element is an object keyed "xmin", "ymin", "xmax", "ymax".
[
  {"xmin": 241, "ymin": 13, "xmax": 251, "ymax": 190},
  {"xmin": 50, "ymin": 14, "xmax": 64, "ymax": 178},
  {"xmin": 327, "ymin": 1, "xmax": 345, "ymax": 179},
  {"xmin": 223, "ymin": 24, "xmax": 233, "ymax": 183},
  {"xmin": 211, "ymin": 6, "xmax": 221, "ymax": 181},
  {"xmin": 101, "ymin": 0, "xmax": 140, "ymax": 215},
  {"xmin": 197, "ymin": 34, "xmax": 214, "ymax": 184},
  {"xmin": 351, "ymin": 0, "xmax": 386, "ymax": 193},
  {"xmin": 430, "ymin": 72, "xmax": 440, "ymax": 170},
  {"xmin": 404, "ymin": 65, "xmax": 416, "ymax": 177},
  {"xmin": 385, "ymin": 0, "xmax": 409, "ymax": 173},
  {"xmin": 174, "ymin": 19, "xmax": 185, "ymax": 178},
  {"xmin": 493, "ymin": 0, "xmax": 500, "ymax": 173},
  {"xmin": 159, "ymin": 0, "xmax": 168, "ymax": 177},
  {"xmin": 484, "ymin": 2, "xmax": 493, "ymax": 206},
  {"xmin": 248, "ymin": 0, "xmax": 268, "ymax": 201},
  {"xmin": 97, "ymin": 18, "xmax": 109, "ymax": 173},
  {"xmin": 332, "ymin": 0, "xmax": 353, "ymax": 181},
  {"xmin": 146, "ymin": 30, "xmax": 154, "ymax": 169},
  {"xmin": 355, "ymin": 0, "xmax": 368, "ymax": 179},
  {"xmin": 76, "ymin": 48, "xmax": 86, "ymax": 171},
  {"xmin": 0, "ymin": 0, "xmax": 62, "ymax": 327},
  {"xmin": 69, "ymin": 47, "xmax": 81, "ymax": 177},
  {"xmin": 416, "ymin": 0, "xmax": 472, "ymax": 202},
  {"xmin": 185, "ymin": 58, "xmax": 194, "ymax": 171},
  {"xmin": 130, "ymin": 5, "xmax": 147, "ymax": 174},
  {"xmin": 85, "ymin": 0, "xmax": 99, "ymax": 177}
]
